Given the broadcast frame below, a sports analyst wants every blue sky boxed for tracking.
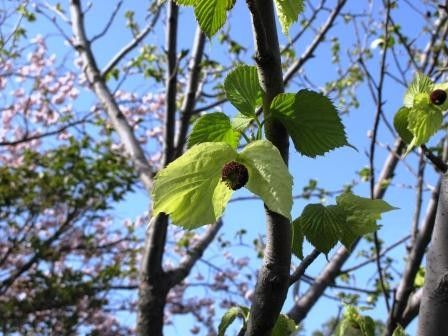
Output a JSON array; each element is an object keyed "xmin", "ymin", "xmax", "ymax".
[{"xmin": 14, "ymin": 0, "xmax": 444, "ymax": 334}]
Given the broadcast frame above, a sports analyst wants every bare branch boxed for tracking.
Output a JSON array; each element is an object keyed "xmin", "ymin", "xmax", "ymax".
[
  {"xmin": 69, "ymin": 0, "xmax": 154, "ymax": 191},
  {"xmin": 289, "ymin": 249, "xmax": 320, "ymax": 286},
  {"xmin": 91, "ymin": 0, "xmax": 123, "ymax": 43},
  {"xmin": 101, "ymin": 5, "xmax": 162, "ymax": 78},
  {"xmin": 166, "ymin": 220, "xmax": 223, "ymax": 286}
]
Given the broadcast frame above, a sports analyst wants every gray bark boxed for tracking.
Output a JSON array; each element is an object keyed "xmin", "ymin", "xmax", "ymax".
[{"xmin": 417, "ymin": 173, "xmax": 448, "ymax": 336}]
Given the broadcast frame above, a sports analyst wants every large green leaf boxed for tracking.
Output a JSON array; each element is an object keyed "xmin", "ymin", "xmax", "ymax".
[
  {"xmin": 403, "ymin": 73, "xmax": 433, "ymax": 108},
  {"xmin": 336, "ymin": 191, "xmax": 397, "ymax": 249},
  {"xmin": 194, "ymin": 0, "xmax": 234, "ymax": 37},
  {"xmin": 294, "ymin": 192, "xmax": 396, "ymax": 254},
  {"xmin": 238, "ymin": 140, "xmax": 292, "ymax": 220},
  {"xmin": 218, "ymin": 306, "xmax": 249, "ymax": 336},
  {"xmin": 188, "ymin": 112, "xmax": 239, "ymax": 149},
  {"xmin": 272, "ymin": 314, "xmax": 298, "ymax": 336},
  {"xmin": 274, "ymin": 0, "xmax": 304, "ymax": 34},
  {"xmin": 297, "ymin": 204, "xmax": 346, "ymax": 255},
  {"xmin": 152, "ymin": 142, "xmax": 236, "ymax": 229},
  {"xmin": 406, "ymin": 100, "xmax": 443, "ymax": 151},
  {"xmin": 225, "ymin": 65, "xmax": 262, "ymax": 117},
  {"xmin": 393, "ymin": 107, "xmax": 413, "ymax": 144},
  {"xmin": 270, "ymin": 90, "xmax": 349, "ymax": 157}
]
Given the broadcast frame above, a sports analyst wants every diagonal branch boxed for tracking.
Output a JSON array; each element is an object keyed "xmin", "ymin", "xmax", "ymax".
[
  {"xmin": 175, "ymin": 27, "xmax": 206, "ymax": 158},
  {"xmin": 283, "ymin": 0, "xmax": 348, "ymax": 85},
  {"xmin": 166, "ymin": 220, "xmax": 223, "ymax": 286},
  {"xmin": 101, "ymin": 5, "xmax": 162, "ymax": 78},
  {"xmin": 69, "ymin": 0, "xmax": 154, "ymax": 191},
  {"xmin": 288, "ymin": 139, "xmax": 405, "ymax": 322}
]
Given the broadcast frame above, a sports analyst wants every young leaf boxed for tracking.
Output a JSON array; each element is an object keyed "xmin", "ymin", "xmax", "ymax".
[
  {"xmin": 188, "ymin": 112, "xmax": 239, "ymax": 149},
  {"xmin": 218, "ymin": 306, "xmax": 249, "ymax": 336},
  {"xmin": 336, "ymin": 191, "xmax": 397, "ymax": 249},
  {"xmin": 152, "ymin": 142, "xmax": 236, "ymax": 229},
  {"xmin": 272, "ymin": 314, "xmax": 298, "ymax": 336},
  {"xmin": 392, "ymin": 324, "xmax": 406, "ymax": 336},
  {"xmin": 270, "ymin": 90, "xmax": 349, "ymax": 157},
  {"xmin": 292, "ymin": 218, "xmax": 304, "ymax": 259},
  {"xmin": 225, "ymin": 65, "xmax": 263, "ymax": 117},
  {"xmin": 297, "ymin": 204, "xmax": 346, "ymax": 255},
  {"xmin": 393, "ymin": 107, "xmax": 413, "ymax": 144},
  {"xmin": 194, "ymin": 0, "xmax": 234, "ymax": 37},
  {"xmin": 406, "ymin": 103, "xmax": 443, "ymax": 151},
  {"xmin": 232, "ymin": 113, "xmax": 254, "ymax": 132},
  {"xmin": 274, "ymin": 0, "xmax": 304, "ymax": 34},
  {"xmin": 403, "ymin": 73, "xmax": 433, "ymax": 108},
  {"xmin": 238, "ymin": 140, "xmax": 293, "ymax": 220},
  {"xmin": 336, "ymin": 306, "xmax": 375, "ymax": 336}
]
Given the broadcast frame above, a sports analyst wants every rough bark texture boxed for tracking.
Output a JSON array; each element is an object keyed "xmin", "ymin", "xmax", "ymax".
[
  {"xmin": 418, "ymin": 173, "xmax": 448, "ymax": 336},
  {"xmin": 244, "ymin": 1, "xmax": 291, "ymax": 335}
]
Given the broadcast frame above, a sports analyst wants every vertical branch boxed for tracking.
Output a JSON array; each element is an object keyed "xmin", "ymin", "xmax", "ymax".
[
  {"xmin": 137, "ymin": 2, "xmax": 178, "ymax": 335},
  {"xmin": 164, "ymin": 1, "xmax": 179, "ymax": 165},
  {"xmin": 369, "ymin": 0, "xmax": 392, "ymax": 312},
  {"xmin": 244, "ymin": 1, "xmax": 290, "ymax": 335},
  {"xmin": 175, "ymin": 27, "xmax": 206, "ymax": 158}
]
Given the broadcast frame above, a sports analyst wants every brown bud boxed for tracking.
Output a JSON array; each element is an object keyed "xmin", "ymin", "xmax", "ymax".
[
  {"xmin": 430, "ymin": 89, "xmax": 447, "ymax": 105},
  {"xmin": 221, "ymin": 161, "xmax": 249, "ymax": 190}
]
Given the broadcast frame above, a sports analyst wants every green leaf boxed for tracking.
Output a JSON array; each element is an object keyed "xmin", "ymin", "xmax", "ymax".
[
  {"xmin": 403, "ymin": 73, "xmax": 433, "ymax": 108},
  {"xmin": 188, "ymin": 112, "xmax": 240, "ymax": 149},
  {"xmin": 336, "ymin": 306, "xmax": 375, "ymax": 336},
  {"xmin": 292, "ymin": 218, "xmax": 304, "ymax": 259},
  {"xmin": 272, "ymin": 314, "xmax": 298, "ymax": 336},
  {"xmin": 270, "ymin": 90, "xmax": 348, "ymax": 157},
  {"xmin": 225, "ymin": 65, "xmax": 263, "ymax": 117},
  {"xmin": 406, "ymin": 103, "xmax": 443, "ymax": 152},
  {"xmin": 274, "ymin": 0, "xmax": 304, "ymax": 34},
  {"xmin": 174, "ymin": 0, "xmax": 196, "ymax": 5},
  {"xmin": 238, "ymin": 140, "xmax": 292, "ymax": 220},
  {"xmin": 392, "ymin": 324, "xmax": 406, "ymax": 336},
  {"xmin": 194, "ymin": 0, "xmax": 234, "ymax": 37},
  {"xmin": 393, "ymin": 107, "xmax": 413, "ymax": 144},
  {"xmin": 232, "ymin": 113, "xmax": 254, "ymax": 132},
  {"xmin": 152, "ymin": 142, "xmax": 236, "ymax": 229},
  {"xmin": 297, "ymin": 204, "xmax": 346, "ymax": 255},
  {"xmin": 414, "ymin": 266, "xmax": 425, "ymax": 288},
  {"xmin": 218, "ymin": 306, "xmax": 249, "ymax": 336},
  {"xmin": 336, "ymin": 191, "xmax": 396, "ymax": 249}
]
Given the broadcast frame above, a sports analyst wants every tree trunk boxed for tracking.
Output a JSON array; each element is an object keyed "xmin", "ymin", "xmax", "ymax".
[
  {"xmin": 244, "ymin": 1, "xmax": 291, "ymax": 335},
  {"xmin": 418, "ymin": 173, "xmax": 448, "ymax": 335}
]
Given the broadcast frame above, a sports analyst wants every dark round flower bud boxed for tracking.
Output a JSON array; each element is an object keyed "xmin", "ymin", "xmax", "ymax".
[
  {"xmin": 430, "ymin": 89, "xmax": 447, "ymax": 105},
  {"xmin": 221, "ymin": 161, "xmax": 249, "ymax": 190}
]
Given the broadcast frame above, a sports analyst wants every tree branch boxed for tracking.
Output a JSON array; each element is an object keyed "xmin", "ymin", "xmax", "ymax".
[
  {"xmin": 288, "ymin": 139, "xmax": 404, "ymax": 323},
  {"xmin": 283, "ymin": 0, "xmax": 348, "ymax": 85},
  {"xmin": 175, "ymin": 27, "xmax": 206, "ymax": 158},
  {"xmin": 101, "ymin": 5, "xmax": 162, "ymax": 78},
  {"xmin": 69, "ymin": 0, "xmax": 154, "ymax": 191},
  {"xmin": 385, "ymin": 179, "xmax": 440, "ymax": 335},
  {"xmin": 244, "ymin": 1, "xmax": 290, "ymax": 335},
  {"xmin": 166, "ymin": 220, "xmax": 223, "ymax": 286}
]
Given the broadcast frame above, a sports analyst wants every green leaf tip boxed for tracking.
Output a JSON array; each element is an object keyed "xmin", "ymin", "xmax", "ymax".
[
  {"xmin": 274, "ymin": 0, "xmax": 305, "ymax": 34},
  {"xmin": 270, "ymin": 90, "xmax": 349, "ymax": 157},
  {"xmin": 188, "ymin": 112, "xmax": 240, "ymax": 149},
  {"xmin": 224, "ymin": 65, "xmax": 263, "ymax": 117},
  {"xmin": 293, "ymin": 191, "xmax": 396, "ymax": 255},
  {"xmin": 194, "ymin": 0, "xmax": 235, "ymax": 37}
]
